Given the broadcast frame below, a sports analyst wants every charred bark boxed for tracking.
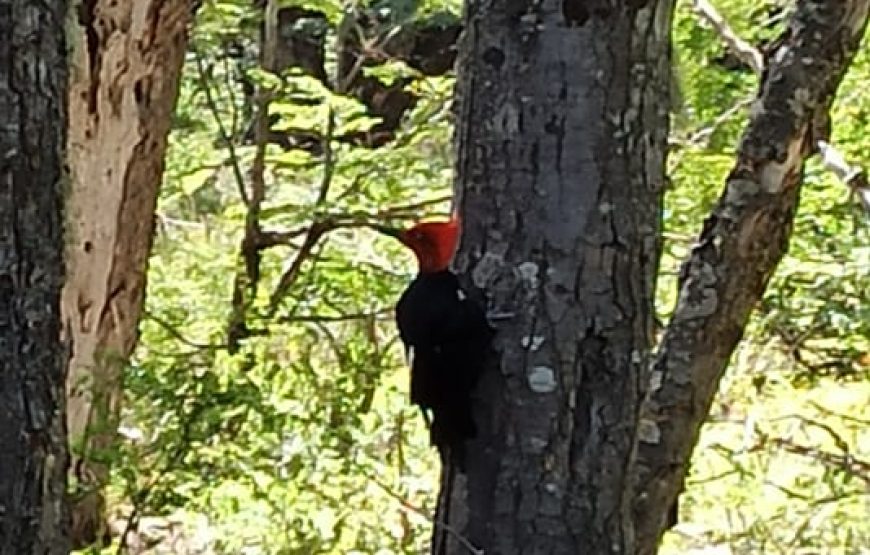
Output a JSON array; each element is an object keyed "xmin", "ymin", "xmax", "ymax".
[
  {"xmin": 634, "ymin": 2, "xmax": 870, "ymax": 551},
  {"xmin": 63, "ymin": 0, "xmax": 198, "ymax": 547},
  {"xmin": 0, "ymin": 1, "xmax": 70, "ymax": 552},
  {"xmin": 447, "ymin": 1, "xmax": 674, "ymax": 553}
]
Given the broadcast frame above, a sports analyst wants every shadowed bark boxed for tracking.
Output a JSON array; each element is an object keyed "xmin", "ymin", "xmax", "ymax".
[
  {"xmin": 439, "ymin": 0, "xmax": 869, "ymax": 553},
  {"xmin": 445, "ymin": 0, "xmax": 674, "ymax": 553},
  {"xmin": 0, "ymin": 0, "xmax": 70, "ymax": 552}
]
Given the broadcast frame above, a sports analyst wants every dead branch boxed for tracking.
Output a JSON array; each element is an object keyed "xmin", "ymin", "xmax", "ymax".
[
  {"xmin": 692, "ymin": 0, "xmax": 764, "ymax": 75},
  {"xmin": 277, "ymin": 308, "xmax": 392, "ymax": 324},
  {"xmin": 768, "ymin": 436, "xmax": 870, "ymax": 486},
  {"xmin": 816, "ymin": 140, "xmax": 870, "ymax": 213},
  {"xmin": 142, "ymin": 309, "xmax": 229, "ymax": 351},
  {"xmin": 261, "ymin": 196, "xmax": 452, "ymax": 311}
]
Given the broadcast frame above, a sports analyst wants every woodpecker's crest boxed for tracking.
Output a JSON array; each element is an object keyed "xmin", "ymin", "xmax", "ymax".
[{"xmin": 375, "ymin": 214, "xmax": 460, "ymax": 273}]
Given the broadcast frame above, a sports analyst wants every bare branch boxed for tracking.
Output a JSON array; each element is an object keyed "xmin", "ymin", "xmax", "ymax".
[
  {"xmin": 816, "ymin": 140, "xmax": 870, "ymax": 213},
  {"xmin": 255, "ymin": 196, "xmax": 452, "ymax": 249},
  {"xmin": 277, "ymin": 308, "xmax": 392, "ymax": 324},
  {"xmin": 142, "ymin": 309, "xmax": 229, "ymax": 351},
  {"xmin": 692, "ymin": 0, "xmax": 764, "ymax": 75},
  {"xmin": 267, "ymin": 220, "xmax": 330, "ymax": 314},
  {"xmin": 366, "ymin": 472, "xmax": 484, "ymax": 555},
  {"xmin": 767, "ymin": 435, "xmax": 870, "ymax": 486},
  {"xmin": 375, "ymin": 195, "xmax": 453, "ymax": 219},
  {"xmin": 194, "ymin": 49, "xmax": 250, "ymax": 206},
  {"xmin": 809, "ymin": 401, "xmax": 870, "ymax": 426},
  {"xmin": 261, "ymin": 195, "xmax": 452, "ymax": 313},
  {"xmin": 671, "ymin": 96, "xmax": 754, "ymax": 154}
]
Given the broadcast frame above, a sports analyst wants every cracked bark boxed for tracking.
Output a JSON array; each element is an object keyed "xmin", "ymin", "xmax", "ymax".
[
  {"xmin": 0, "ymin": 1, "xmax": 70, "ymax": 552},
  {"xmin": 62, "ymin": 0, "xmax": 198, "ymax": 547},
  {"xmin": 633, "ymin": 2, "xmax": 870, "ymax": 552},
  {"xmin": 443, "ymin": 0, "xmax": 869, "ymax": 553},
  {"xmin": 446, "ymin": 0, "xmax": 673, "ymax": 553}
]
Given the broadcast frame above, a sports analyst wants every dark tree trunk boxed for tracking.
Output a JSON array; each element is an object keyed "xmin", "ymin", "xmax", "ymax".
[
  {"xmin": 0, "ymin": 0, "xmax": 70, "ymax": 553},
  {"xmin": 444, "ymin": 0, "xmax": 869, "ymax": 553},
  {"xmin": 445, "ymin": 0, "xmax": 674, "ymax": 553}
]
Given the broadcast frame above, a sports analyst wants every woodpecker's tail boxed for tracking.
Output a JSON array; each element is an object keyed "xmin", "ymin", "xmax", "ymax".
[{"xmin": 429, "ymin": 399, "xmax": 476, "ymax": 472}]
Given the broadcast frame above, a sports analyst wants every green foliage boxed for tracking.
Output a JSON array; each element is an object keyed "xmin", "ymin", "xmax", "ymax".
[
  {"xmin": 660, "ymin": 350, "xmax": 869, "ymax": 554},
  {"xmin": 95, "ymin": 0, "xmax": 869, "ymax": 553}
]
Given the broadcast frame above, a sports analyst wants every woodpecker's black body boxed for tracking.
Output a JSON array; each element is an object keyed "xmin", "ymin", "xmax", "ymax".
[{"xmin": 395, "ymin": 269, "xmax": 493, "ymax": 470}]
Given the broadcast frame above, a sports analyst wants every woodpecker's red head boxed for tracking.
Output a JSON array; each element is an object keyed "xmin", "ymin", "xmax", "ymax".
[{"xmin": 374, "ymin": 213, "xmax": 460, "ymax": 273}]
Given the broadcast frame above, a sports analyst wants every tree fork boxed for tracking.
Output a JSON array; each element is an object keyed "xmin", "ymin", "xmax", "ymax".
[{"xmin": 633, "ymin": 1, "xmax": 870, "ymax": 550}]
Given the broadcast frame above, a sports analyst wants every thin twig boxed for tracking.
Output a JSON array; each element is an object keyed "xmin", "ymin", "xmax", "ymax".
[
  {"xmin": 375, "ymin": 195, "xmax": 453, "ymax": 219},
  {"xmin": 143, "ymin": 308, "xmax": 229, "ymax": 351},
  {"xmin": 317, "ymin": 106, "xmax": 337, "ymax": 204},
  {"xmin": 267, "ymin": 221, "xmax": 330, "ymax": 314},
  {"xmin": 809, "ymin": 401, "xmax": 870, "ymax": 426},
  {"xmin": 278, "ymin": 308, "xmax": 393, "ymax": 324},
  {"xmin": 687, "ymin": 97, "xmax": 754, "ymax": 146},
  {"xmin": 669, "ymin": 95, "xmax": 755, "ymax": 169},
  {"xmin": 366, "ymin": 472, "xmax": 485, "ymax": 554},
  {"xmin": 256, "ymin": 195, "xmax": 452, "ymax": 256},
  {"xmin": 687, "ymin": 468, "xmax": 739, "ymax": 486},
  {"xmin": 263, "ymin": 195, "xmax": 453, "ymax": 310},
  {"xmin": 193, "ymin": 49, "xmax": 250, "ymax": 206},
  {"xmin": 769, "ymin": 437, "xmax": 870, "ymax": 485}
]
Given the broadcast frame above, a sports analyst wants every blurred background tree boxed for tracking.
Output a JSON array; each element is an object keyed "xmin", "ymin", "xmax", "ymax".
[{"xmin": 74, "ymin": 0, "xmax": 869, "ymax": 553}]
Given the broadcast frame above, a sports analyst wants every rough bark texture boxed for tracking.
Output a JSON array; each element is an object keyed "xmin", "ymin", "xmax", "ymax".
[
  {"xmin": 0, "ymin": 1, "xmax": 70, "ymax": 552},
  {"xmin": 446, "ymin": 1, "xmax": 673, "ymax": 553},
  {"xmin": 633, "ymin": 1, "xmax": 870, "ymax": 552},
  {"xmin": 63, "ymin": 0, "xmax": 197, "ymax": 546}
]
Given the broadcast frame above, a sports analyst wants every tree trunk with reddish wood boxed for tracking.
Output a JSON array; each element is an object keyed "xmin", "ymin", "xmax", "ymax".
[{"xmin": 63, "ymin": 0, "xmax": 199, "ymax": 546}]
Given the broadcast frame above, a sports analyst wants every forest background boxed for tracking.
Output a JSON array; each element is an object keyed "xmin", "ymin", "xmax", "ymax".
[{"xmin": 74, "ymin": 0, "xmax": 869, "ymax": 553}]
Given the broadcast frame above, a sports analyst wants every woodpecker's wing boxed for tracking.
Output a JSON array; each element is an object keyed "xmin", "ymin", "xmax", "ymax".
[
  {"xmin": 395, "ymin": 269, "xmax": 492, "ymax": 405},
  {"xmin": 393, "ymin": 270, "xmax": 493, "ymax": 468},
  {"xmin": 395, "ymin": 270, "xmax": 491, "ymax": 350}
]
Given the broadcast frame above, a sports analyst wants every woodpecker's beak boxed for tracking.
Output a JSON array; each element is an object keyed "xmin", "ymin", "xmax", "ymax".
[{"xmin": 372, "ymin": 224, "xmax": 403, "ymax": 240}]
